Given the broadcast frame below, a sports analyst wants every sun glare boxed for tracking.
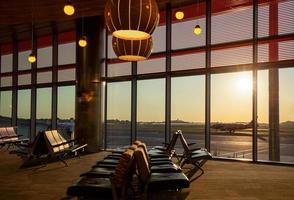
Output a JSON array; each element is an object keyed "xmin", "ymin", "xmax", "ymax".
[{"xmin": 237, "ymin": 75, "xmax": 252, "ymax": 93}]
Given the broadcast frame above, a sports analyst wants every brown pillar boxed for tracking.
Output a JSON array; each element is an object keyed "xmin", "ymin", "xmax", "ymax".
[
  {"xmin": 75, "ymin": 16, "xmax": 104, "ymax": 152},
  {"xmin": 268, "ymin": 2, "xmax": 280, "ymax": 161}
]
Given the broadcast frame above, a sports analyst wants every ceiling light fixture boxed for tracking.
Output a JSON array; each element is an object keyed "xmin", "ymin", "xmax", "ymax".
[
  {"xmin": 64, "ymin": 0, "xmax": 75, "ymax": 16},
  {"xmin": 78, "ymin": 17, "xmax": 87, "ymax": 47},
  {"xmin": 105, "ymin": 0, "xmax": 159, "ymax": 40},
  {"xmin": 194, "ymin": 0, "xmax": 202, "ymax": 36},
  {"xmin": 112, "ymin": 36, "xmax": 153, "ymax": 61},
  {"xmin": 28, "ymin": 0, "xmax": 36, "ymax": 63},
  {"xmin": 175, "ymin": 9, "xmax": 184, "ymax": 20}
]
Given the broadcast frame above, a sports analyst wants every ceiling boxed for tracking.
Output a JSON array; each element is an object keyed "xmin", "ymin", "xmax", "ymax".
[{"xmin": 0, "ymin": 0, "xmax": 198, "ymax": 44}]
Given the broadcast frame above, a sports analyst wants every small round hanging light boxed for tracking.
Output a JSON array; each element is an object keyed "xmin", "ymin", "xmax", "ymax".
[
  {"xmin": 28, "ymin": 53, "xmax": 36, "ymax": 63},
  {"xmin": 105, "ymin": 0, "xmax": 160, "ymax": 40},
  {"xmin": 175, "ymin": 9, "xmax": 184, "ymax": 20},
  {"xmin": 194, "ymin": 24, "xmax": 202, "ymax": 35},
  {"xmin": 64, "ymin": 0, "xmax": 75, "ymax": 16},
  {"xmin": 78, "ymin": 36, "xmax": 87, "ymax": 47},
  {"xmin": 112, "ymin": 36, "xmax": 153, "ymax": 61}
]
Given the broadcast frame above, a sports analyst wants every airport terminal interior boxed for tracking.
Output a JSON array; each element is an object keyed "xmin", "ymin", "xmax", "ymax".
[{"xmin": 0, "ymin": 0, "xmax": 294, "ymax": 199}]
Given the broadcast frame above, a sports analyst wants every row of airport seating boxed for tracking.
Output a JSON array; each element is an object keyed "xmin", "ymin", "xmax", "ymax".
[
  {"xmin": 0, "ymin": 127, "xmax": 29, "ymax": 148},
  {"xmin": 67, "ymin": 130, "xmax": 212, "ymax": 199},
  {"xmin": 10, "ymin": 129, "xmax": 87, "ymax": 166}
]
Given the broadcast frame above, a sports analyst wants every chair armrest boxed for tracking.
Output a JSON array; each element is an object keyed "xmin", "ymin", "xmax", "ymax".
[
  {"xmin": 187, "ymin": 142, "xmax": 197, "ymax": 146},
  {"xmin": 71, "ymin": 144, "xmax": 88, "ymax": 152}
]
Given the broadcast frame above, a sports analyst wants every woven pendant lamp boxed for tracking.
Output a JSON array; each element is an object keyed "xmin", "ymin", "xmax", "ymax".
[
  {"xmin": 112, "ymin": 36, "xmax": 153, "ymax": 61},
  {"xmin": 105, "ymin": 0, "xmax": 160, "ymax": 40}
]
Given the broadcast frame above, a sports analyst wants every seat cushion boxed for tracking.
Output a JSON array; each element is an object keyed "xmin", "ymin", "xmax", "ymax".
[
  {"xmin": 148, "ymin": 172, "xmax": 190, "ymax": 191},
  {"xmin": 80, "ymin": 167, "xmax": 115, "ymax": 178},
  {"xmin": 67, "ymin": 177, "xmax": 112, "ymax": 197},
  {"xmin": 190, "ymin": 151, "xmax": 212, "ymax": 159},
  {"xmin": 150, "ymin": 164, "xmax": 182, "ymax": 173}
]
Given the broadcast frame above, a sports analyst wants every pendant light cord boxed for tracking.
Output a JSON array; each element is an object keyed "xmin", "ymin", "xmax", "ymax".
[{"xmin": 31, "ymin": 0, "xmax": 34, "ymax": 50}]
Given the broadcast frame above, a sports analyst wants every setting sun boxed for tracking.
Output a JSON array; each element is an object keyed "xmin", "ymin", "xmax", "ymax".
[{"xmin": 237, "ymin": 75, "xmax": 252, "ymax": 93}]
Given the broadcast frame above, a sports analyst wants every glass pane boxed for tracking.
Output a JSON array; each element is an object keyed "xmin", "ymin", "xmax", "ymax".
[
  {"xmin": 279, "ymin": 68, "xmax": 294, "ymax": 163},
  {"xmin": 36, "ymin": 88, "xmax": 52, "ymax": 134},
  {"xmin": 278, "ymin": 0, "xmax": 294, "ymax": 35},
  {"xmin": 1, "ymin": 54, "xmax": 13, "ymax": 73},
  {"xmin": 37, "ymin": 46, "xmax": 52, "ymax": 68},
  {"xmin": 172, "ymin": 3, "xmax": 206, "ymax": 50},
  {"xmin": 137, "ymin": 79, "xmax": 165, "ymax": 147},
  {"xmin": 37, "ymin": 71, "xmax": 52, "ymax": 84},
  {"xmin": 57, "ymin": 86, "xmax": 75, "ymax": 139},
  {"xmin": 211, "ymin": 71, "xmax": 252, "ymax": 159},
  {"xmin": 137, "ymin": 57, "xmax": 165, "ymax": 74},
  {"xmin": 58, "ymin": 42, "xmax": 76, "ymax": 65},
  {"xmin": 258, "ymin": 70, "xmax": 269, "ymax": 161},
  {"xmin": 17, "ymin": 89, "xmax": 31, "ymax": 139},
  {"xmin": 58, "ymin": 68, "xmax": 76, "ymax": 82},
  {"xmin": 171, "ymin": 51, "xmax": 205, "ymax": 71},
  {"xmin": 18, "ymin": 74, "xmax": 31, "ymax": 85},
  {"xmin": 152, "ymin": 23, "xmax": 166, "ymax": 53},
  {"xmin": 108, "ymin": 62, "xmax": 132, "ymax": 77},
  {"xmin": 0, "ymin": 91, "xmax": 12, "ymax": 126},
  {"xmin": 171, "ymin": 76, "xmax": 205, "ymax": 151},
  {"xmin": 211, "ymin": 46, "xmax": 253, "ymax": 67},
  {"xmin": 1, "ymin": 76, "xmax": 12, "ymax": 87},
  {"xmin": 107, "ymin": 82, "xmax": 131, "ymax": 148},
  {"xmin": 18, "ymin": 50, "xmax": 31, "ymax": 71},
  {"xmin": 211, "ymin": 0, "xmax": 253, "ymax": 44}
]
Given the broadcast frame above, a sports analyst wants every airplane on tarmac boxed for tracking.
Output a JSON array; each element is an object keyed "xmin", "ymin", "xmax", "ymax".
[{"xmin": 210, "ymin": 120, "xmax": 255, "ymax": 134}]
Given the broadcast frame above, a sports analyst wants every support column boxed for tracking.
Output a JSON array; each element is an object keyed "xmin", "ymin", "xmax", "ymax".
[
  {"xmin": 268, "ymin": 2, "xmax": 280, "ymax": 161},
  {"xmin": 76, "ymin": 16, "xmax": 104, "ymax": 152}
]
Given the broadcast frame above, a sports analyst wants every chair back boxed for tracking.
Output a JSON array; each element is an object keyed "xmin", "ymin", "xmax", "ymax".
[
  {"xmin": 134, "ymin": 147, "xmax": 151, "ymax": 184},
  {"xmin": 137, "ymin": 143, "xmax": 151, "ymax": 167},
  {"xmin": 0, "ymin": 127, "xmax": 8, "ymax": 138},
  {"xmin": 178, "ymin": 130, "xmax": 190, "ymax": 153},
  {"xmin": 52, "ymin": 130, "xmax": 70, "ymax": 149},
  {"xmin": 45, "ymin": 130, "xmax": 61, "ymax": 153},
  {"xmin": 6, "ymin": 127, "xmax": 17, "ymax": 137},
  {"xmin": 112, "ymin": 149, "xmax": 135, "ymax": 187},
  {"xmin": 166, "ymin": 131, "xmax": 180, "ymax": 153}
]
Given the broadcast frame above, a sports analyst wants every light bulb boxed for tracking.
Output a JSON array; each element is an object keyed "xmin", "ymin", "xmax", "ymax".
[
  {"xmin": 194, "ymin": 25, "xmax": 202, "ymax": 36},
  {"xmin": 63, "ymin": 3, "xmax": 75, "ymax": 16},
  {"xmin": 78, "ymin": 37, "xmax": 87, "ymax": 47},
  {"xmin": 175, "ymin": 10, "xmax": 184, "ymax": 20},
  {"xmin": 28, "ymin": 53, "xmax": 36, "ymax": 63}
]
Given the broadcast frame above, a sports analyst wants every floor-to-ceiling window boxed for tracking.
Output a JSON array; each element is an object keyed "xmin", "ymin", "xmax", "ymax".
[
  {"xmin": 17, "ymin": 89, "xmax": 31, "ymax": 138},
  {"xmin": 36, "ymin": 88, "xmax": 52, "ymax": 134},
  {"xmin": 211, "ymin": 71, "xmax": 252, "ymax": 159},
  {"xmin": 279, "ymin": 68, "xmax": 294, "ymax": 163},
  {"xmin": 137, "ymin": 79, "xmax": 165, "ymax": 147},
  {"xmin": 57, "ymin": 86, "xmax": 75, "ymax": 139},
  {"xmin": 0, "ymin": 91, "xmax": 12, "ymax": 127},
  {"xmin": 171, "ymin": 75, "xmax": 205, "ymax": 151},
  {"xmin": 106, "ymin": 81, "xmax": 131, "ymax": 148}
]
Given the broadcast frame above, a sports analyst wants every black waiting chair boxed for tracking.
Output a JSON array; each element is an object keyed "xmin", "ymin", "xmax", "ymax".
[
  {"xmin": 177, "ymin": 130, "xmax": 212, "ymax": 174},
  {"xmin": 67, "ymin": 149, "xmax": 136, "ymax": 200},
  {"xmin": 134, "ymin": 147, "xmax": 189, "ymax": 199}
]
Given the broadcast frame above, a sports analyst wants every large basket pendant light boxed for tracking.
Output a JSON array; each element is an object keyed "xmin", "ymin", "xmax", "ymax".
[
  {"xmin": 105, "ymin": 0, "xmax": 160, "ymax": 40},
  {"xmin": 112, "ymin": 36, "xmax": 153, "ymax": 61}
]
